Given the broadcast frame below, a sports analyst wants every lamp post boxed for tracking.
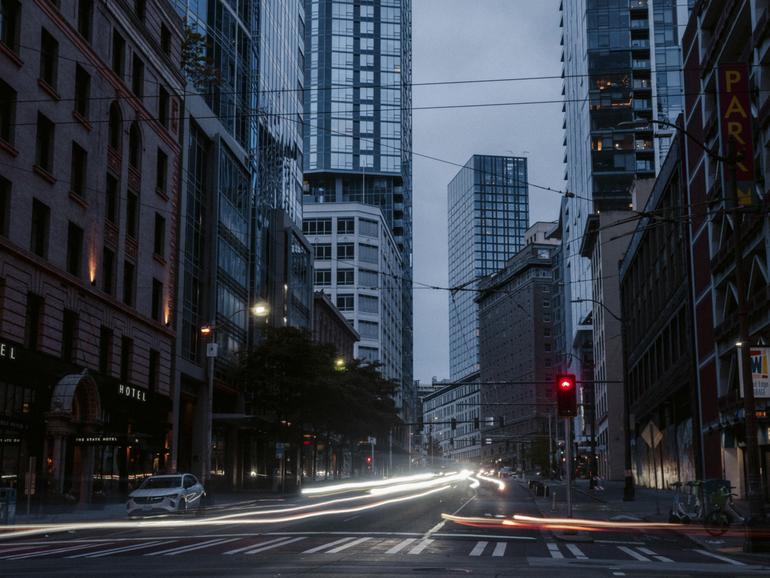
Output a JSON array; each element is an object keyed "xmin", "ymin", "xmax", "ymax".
[{"xmin": 199, "ymin": 302, "xmax": 269, "ymax": 485}]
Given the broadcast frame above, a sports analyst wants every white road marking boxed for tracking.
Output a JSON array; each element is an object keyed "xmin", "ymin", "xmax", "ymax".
[
  {"xmin": 617, "ymin": 545, "xmax": 650, "ymax": 562},
  {"xmin": 68, "ymin": 540, "xmax": 173, "ymax": 559},
  {"xmin": 637, "ymin": 546, "xmax": 673, "ymax": 563},
  {"xmin": 302, "ymin": 537, "xmax": 356, "ymax": 554},
  {"xmin": 424, "ymin": 493, "xmax": 476, "ymax": 540},
  {"xmin": 693, "ymin": 548, "xmax": 746, "ymax": 566},
  {"xmin": 565, "ymin": 543, "xmax": 587, "ymax": 560},
  {"xmin": 2, "ymin": 542, "xmax": 102, "ymax": 560},
  {"xmin": 408, "ymin": 538, "xmax": 433, "ymax": 554},
  {"xmin": 325, "ymin": 536, "xmax": 371, "ymax": 553},
  {"xmin": 144, "ymin": 537, "xmax": 238, "ymax": 556},
  {"xmin": 245, "ymin": 536, "xmax": 306, "ymax": 554},
  {"xmin": 433, "ymin": 532, "xmax": 535, "ymax": 541},
  {"xmin": 469, "ymin": 541, "xmax": 488, "ymax": 556},
  {"xmin": 492, "ymin": 542, "xmax": 507, "ymax": 557},
  {"xmin": 546, "ymin": 542, "xmax": 563, "ymax": 559},
  {"xmin": 225, "ymin": 537, "xmax": 295, "ymax": 556},
  {"xmin": 385, "ymin": 538, "xmax": 417, "ymax": 554},
  {"xmin": 594, "ymin": 539, "xmax": 645, "ymax": 545}
]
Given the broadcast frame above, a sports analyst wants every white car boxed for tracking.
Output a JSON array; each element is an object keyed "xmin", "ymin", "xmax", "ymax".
[{"xmin": 127, "ymin": 474, "xmax": 205, "ymax": 517}]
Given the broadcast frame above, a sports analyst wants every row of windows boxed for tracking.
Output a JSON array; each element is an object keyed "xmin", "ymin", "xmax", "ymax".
[{"xmin": 313, "ymin": 242, "xmax": 380, "ymax": 264}]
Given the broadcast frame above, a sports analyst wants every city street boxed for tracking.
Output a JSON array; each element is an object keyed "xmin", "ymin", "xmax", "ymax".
[{"xmin": 1, "ymin": 476, "xmax": 767, "ymax": 577}]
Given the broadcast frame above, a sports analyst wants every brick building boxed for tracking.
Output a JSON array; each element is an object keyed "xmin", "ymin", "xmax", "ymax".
[{"xmin": 312, "ymin": 291, "xmax": 359, "ymax": 363}]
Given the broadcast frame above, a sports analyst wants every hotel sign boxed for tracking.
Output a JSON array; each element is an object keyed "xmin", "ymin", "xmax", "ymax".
[
  {"xmin": 0, "ymin": 340, "xmax": 18, "ymax": 360},
  {"xmin": 718, "ymin": 64, "xmax": 754, "ymax": 206},
  {"xmin": 118, "ymin": 383, "xmax": 148, "ymax": 403}
]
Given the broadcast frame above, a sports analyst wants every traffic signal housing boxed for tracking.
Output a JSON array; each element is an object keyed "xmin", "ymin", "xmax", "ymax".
[{"xmin": 556, "ymin": 373, "xmax": 577, "ymax": 417}]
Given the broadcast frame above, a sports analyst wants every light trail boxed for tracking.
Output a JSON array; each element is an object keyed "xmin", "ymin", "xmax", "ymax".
[
  {"xmin": 467, "ymin": 476, "xmax": 480, "ymax": 489},
  {"xmin": 476, "ymin": 473, "xmax": 506, "ymax": 491},
  {"xmin": 369, "ymin": 470, "xmax": 472, "ymax": 496},
  {"xmin": 441, "ymin": 512, "xmax": 685, "ymax": 533},
  {"xmin": 301, "ymin": 473, "xmax": 437, "ymax": 496}
]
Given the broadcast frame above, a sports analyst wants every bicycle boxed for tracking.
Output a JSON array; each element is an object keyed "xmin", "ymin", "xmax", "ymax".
[
  {"xmin": 703, "ymin": 484, "xmax": 743, "ymax": 537},
  {"xmin": 669, "ymin": 480, "xmax": 704, "ymax": 523}
]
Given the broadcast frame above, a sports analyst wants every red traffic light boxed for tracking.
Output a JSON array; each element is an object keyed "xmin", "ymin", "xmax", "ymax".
[
  {"xmin": 556, "ymin": 373, "xmax": 577, "ymax": 417},
  {"xmin": 366, "ymin": 456, "xmax": 372, "ymax": 464},
  {"xmin": 559, "ymin": 378, "xmax": 573, "ymax": 390}
]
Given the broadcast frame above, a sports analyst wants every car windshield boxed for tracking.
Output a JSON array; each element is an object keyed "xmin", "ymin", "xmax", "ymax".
[{"xmin": 139, "ymin": 476, "xmax": 181, "ymax": 490}]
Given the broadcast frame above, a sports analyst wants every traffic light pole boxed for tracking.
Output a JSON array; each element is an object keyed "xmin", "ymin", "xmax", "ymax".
[{"xmin": 565, "ymin": 417, "xmax": 573, "ymax": 518}]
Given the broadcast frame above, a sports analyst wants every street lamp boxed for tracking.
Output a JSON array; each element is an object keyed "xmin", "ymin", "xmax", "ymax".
[{"xmin": 334, "ymin": 358, "xmax": 346, "ymax": 371}]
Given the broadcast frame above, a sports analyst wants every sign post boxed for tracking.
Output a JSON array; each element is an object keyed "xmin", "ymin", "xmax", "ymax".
[{"xmin": 25, "ymin": 457, "xmax": 36, "ymax": 516}]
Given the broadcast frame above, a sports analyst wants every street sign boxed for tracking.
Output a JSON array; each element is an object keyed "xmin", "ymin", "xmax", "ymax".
[
  {"xmin": 206, "ymin": 343, "xmax": 219, "ymax": 358},
  {"xmin": 275, "ymin": 442, "xmax": 285, "ymax": 459},
  {"xmin": 367, "ymin": 436, "xmax": 377, "ymax": 446},
  {"xmin": 641, "ymin": 422, "xmax": 663, "ymax": 448},
  {"xmin": 738, "ymin": 347, "xmax": 770, "ymax": 399}
]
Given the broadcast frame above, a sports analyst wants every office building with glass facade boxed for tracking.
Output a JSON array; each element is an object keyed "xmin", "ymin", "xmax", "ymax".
[
  {"xmin": 302, "ymin": 0, "xmax": 415, "ymax": 423},
  {"xmin": 447, "ymin": 155, "xmax": 529, "ymax": 382}
]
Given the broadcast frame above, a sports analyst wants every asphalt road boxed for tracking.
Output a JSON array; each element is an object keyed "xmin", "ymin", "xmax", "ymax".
[{"xmin": 0, "ymin": 477, "xmax": 768, "ymax": 577}]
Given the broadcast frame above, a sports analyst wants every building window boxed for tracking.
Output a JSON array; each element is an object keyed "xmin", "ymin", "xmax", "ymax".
[
  {"xmin": 153, "ymin": 213, "xmax": 165, "ymax": 257},
  {"xmin": 102, "ymin": 246, "xmax": 115, "ymax": 294},
  {"xmin": 0, "ymin": 79, "xmax": 16, "ymax": 146},
  {"xmin": 358, "ymin": 243, "xmax": 378, "ymax": 264},
  {"xmin": 156, "ymin": 149, "xmax": 167, "ymax": 193},
  {"xmin": 112, "ymin": 29, "xmax": 125, "ymax": 77},
  {"xmin": 337, "ymin": 217, "xmax": 354, "ymax": 234},
  {"xmin": 129, "ymin": 122, "xmax": 141, "ymax": 170},
  {"xmin": 30, "ymin": 199, "xmax": 50, "ymax": 258},
  {"xmin": 61, "ymin": 309, "xmax": 78, "ymax": 362},
  {"xmin": 314, "ymin": 243, "xmax": 331, "ymax": 260},
  {"xmin": 160, "ymin": 23, "xmax": 171, "ymax": 55},
  {"xmin": 158, "ymin": 85, "xmax": 169, "ymax": 127},
  {"xmin": 106, "ymin": 174, "xmax": 118, "ymax": 224},
  {"xmin": 151, "ymin": 278, "xmax": 163, "ymax": 321},
  {"xmin": 0, "ymin": 0, "xmax": 21, "ymax": 53},
  {"xmin": 303, "ymin": 218, "xmax": 332, "ymax": 235},
  {"xmin": 120, "ymin": 336, "xmax": 132, "ymax": 382},
  {"xmin": 108, "ymin": 101, "xmax": 122, "ymax": 150},
  {"xmin": 126, "ymin": 191, "xmax": 138, "ymax": 238},
  {"xmin": 336, "ymin": 294, "xmax": 354, "ymax": 312},
  {"xmin": 77, "ymin": 0, "xmax": 92, "ymax": 41},
  {"xmin": 35, "ymin": 113, "xmax": 55, "ymax": 173},
  {"xmin": 314, "ymin": 269, "xmax": 331, "ymax": 286},
  {"xmin": 72, "ymin": 65, "xmax": 91, "ymax": 119},
  {"xmin": 337, "ymin": 268, "xmax": 355, "ymax": 285},
  {"xmin": 70, "ymin": 142, "xmax": 87, "ymax": 199},
  {"xmin": 131, "ymin": 53, "xmax": 144, "ymax": 98},
  {"xmin": 66, "ymin": 222, "xmax": 84, "ymax": 277},
  {"xmin": 0, "ymin": 176, "xmax": 9, "ymax": 237},
  {"xmin": 337, "ymin": 243, "xmax": 354, "ymax": 260},
  {"xmin": 148, "ymin": 349, "xmax": 160, "ymax": 391},
  {"xmin": 123, "ymin": 260, "xmax": 135, "ymax": 306},
  {"xmin": 135, "ymin": 0, "xmax": 146, "ymax": 22},
  {"xmin": 25, "ymin": 293, "xmax": 44, "ymax": 350},
  {"xmin": 359, "ymin": 219, "xmax": 378, "ymax": 237},
  {"xmin": 40, "ymin": 28, "xmax": 59, "ymax": 90},
  {"xmin": 99, "ymin": 326, "xmax": 112, "ymax": 374},
  {"xmin": 358, "ymin": 320, "xmax": 379, "ymax": 340}
]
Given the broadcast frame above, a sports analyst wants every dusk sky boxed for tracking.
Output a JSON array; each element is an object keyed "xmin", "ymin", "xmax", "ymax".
[{"xmin": 412, "ymin": 0, "xmax": 564, "ymax": 383}]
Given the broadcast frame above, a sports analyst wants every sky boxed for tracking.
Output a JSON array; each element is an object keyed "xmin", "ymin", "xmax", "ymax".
[{"xmin": 412, "ymin": 0, "xmax": 564, "ymax": 384}]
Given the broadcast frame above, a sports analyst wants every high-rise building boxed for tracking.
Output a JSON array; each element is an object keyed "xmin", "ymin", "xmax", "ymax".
[
  {"xmin": 302, "ymin": 0, "xmax": 414, "ymax": 423},
  {"xmin": 447, "ymin": 155, "xmax": 529, "ymax": 382}
]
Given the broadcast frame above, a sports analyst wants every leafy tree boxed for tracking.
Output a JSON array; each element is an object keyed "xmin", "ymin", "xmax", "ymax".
[{"xmin": 181, "ymin": 26, "xmax": 220, "ymax": 90}]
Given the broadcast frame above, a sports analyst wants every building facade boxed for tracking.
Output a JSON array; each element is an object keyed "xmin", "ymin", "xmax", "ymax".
[
  {"xmin": 422, "ymin": 382, "xmax": 481, "ymax": 465},
  {"xmin": 477, "ymin": 226, "xmax": 558, "ymax": 472},
  {"xmin": 303, "ymin": 203, "xmax": 403, "ymax": 397},
  {"xmin": 0, "ymin": 0, "xmax": 184, "ymax": 502},
  {"xmin": 312, "ymin": 291, "xmax": 359, "ymax": 363},
  {"xmin": 447, "ymin": 155, "xmax": 529, "ymax": 382},
  {"xmin": 302, "ymin": 0, "xmax": 415, "ymax": 423}
]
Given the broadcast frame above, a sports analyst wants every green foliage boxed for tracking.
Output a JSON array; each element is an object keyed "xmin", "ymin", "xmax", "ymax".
[{"xmin": 181, "ymin": 26, "xmax": 220, "ymax": 89}]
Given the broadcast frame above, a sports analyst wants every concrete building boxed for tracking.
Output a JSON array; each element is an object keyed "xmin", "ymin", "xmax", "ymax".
[
  {"xmin": 312, "ymin": 291, "xmax": 359, "ymax": 363},
  {"xmin": 0, "ymin": 0, "xmax": 184, "ymax": 502},
  {"xmin": 303, "ymin": 203, "xmax": 403, "ymax": 399},
  {"xmin": 476, "ymin": 225, "xmax": 558, "ymax": 472},
  {"xmin": 422, "ymin": 382, "xmax": 481, "ymax": 465},
  {"xmin": 680, "ymin": 0, "xmax": 770, "ymax": 500},
  {"xmin": 302, "ymin": 0, "xmax": 415, "ymax": 426},
  {"xmin": 448, "ymin": 154, "xmax": 529, "ymax": 382}
]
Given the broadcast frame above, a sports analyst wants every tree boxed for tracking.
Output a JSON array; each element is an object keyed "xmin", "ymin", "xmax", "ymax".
[{"xmin": 181, "ymin": 26, "xmax": 220, "ymax": 90}]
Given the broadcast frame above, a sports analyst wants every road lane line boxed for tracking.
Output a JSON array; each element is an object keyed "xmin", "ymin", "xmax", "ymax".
[
  {"xmin": 325, "ymin": 536, "xmax": 371, "ymax": 553},
  {"xmin": 408, "ymin": 538, "xmax": 433, "ymax": 554},
  {"xmin": 302, "ymin": 537, "xmax": 356, "ymax": 554},
  {"xmin": 424, "ymin": 493, "xmax": 476, "ymax": 539},
  {"xmin": 546, "ymin": 542, "xmax": 563, "ymax": 559},
  {"xmin": 492, "ymin": 542, "xmax": 507, "ymax": 557},
  {"xmin": 144, "ymin": 537, "xmax": 237, "ymax": 556},
  {"xmin": 225, "ymin": 536, "xmax": 295, "ymax": 556},
  {"xmin": 637, "ymin": 546, "xmax": 672, "ymax": 563},
  {"xmin": 385, "ymin": 538, "xmax": 416, "ymax": 554},
  {"xmin": 469, "ymin": 541, "xmax": 488, "ymax": 556},
  {"xmin": 617, "ymin": 546, "xmax": 650, "ymax": 562},
  {"xmin": 245, "ymin": 537, "xmax": 306, "ymax": 554},
  {"xmin": 3, "ymin": 542, "xmax": 103, "ymax": 560},
  {"xmin": 565, "ymin": 543, "xmax": 587, "ymax": 560},
  {"xmin": 68, "ymin": 540, "xmax": 173, "ymax": 559},
  {"xmin": 693, "ymin": 549, "xmax": 746, "ymax": 566}
]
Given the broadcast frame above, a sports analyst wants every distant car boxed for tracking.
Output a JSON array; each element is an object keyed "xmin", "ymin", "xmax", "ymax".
[
  {"xmin": 498, "ymin": 467, "xmax": 514, "ymax": 479},
  {"xmin": 126, "ymin": 474, "xmax": 205, "ymax": 517}
]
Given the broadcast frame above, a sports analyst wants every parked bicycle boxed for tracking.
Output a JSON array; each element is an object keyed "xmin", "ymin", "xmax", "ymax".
[
  {"xmin": 703, "ymin": 484, "xmax": 744, "ymax": 536},
  {"xmin": 669, "ymin": 479, "xmax": 742, "ymax": 536}
]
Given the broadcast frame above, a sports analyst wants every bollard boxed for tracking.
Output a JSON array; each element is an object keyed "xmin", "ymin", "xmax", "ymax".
[{"xmin": 552, "ymin": 490, "xmax": 557, "ymax": 511}]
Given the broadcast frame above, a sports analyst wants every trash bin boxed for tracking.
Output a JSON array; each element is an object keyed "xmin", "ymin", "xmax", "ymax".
[{"xmin": 0, "ymin": 488, "xmax": 17, "ymax": 525}]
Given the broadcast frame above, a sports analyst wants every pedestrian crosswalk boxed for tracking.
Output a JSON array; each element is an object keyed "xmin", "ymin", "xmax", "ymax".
[{"xmin": 0, "ymin": 534, "xmax": 756, "ymax": 568}]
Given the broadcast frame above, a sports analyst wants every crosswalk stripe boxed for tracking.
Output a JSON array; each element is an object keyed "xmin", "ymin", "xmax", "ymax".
[
  {"xmin": 637, "ymin": 546, "xmax": 672, "ymax": 563},
  {"xmin": 303, "ymin": 537, "xmax": 356, "ymax": 554},
  {"xmin": 245, "ymin": 537, "xmax": 306, "ymax": 554},
  {"xmin": 565, "ymin": 543, "xmax": 587, "ymax": 560},
  {"xmin": 408, "ymin": 538, "xmax": 433, "ymax": 555},
  {"xmin": 693, "ymin": 549, "xmax": 746, "ymax": 566},
  {"xmin": 68, "ymin": 540, "xmax": 173, "ymax": 559},
  {"xmin": 144, "ymin": 538, "xmax": 237, "ymax": 556},
  {"xmin": 546, "ymin": 542, "xmax": 563, "ymax": 559},
  {"xmin": 326, "ymin": 537, "xmax": 371, "ymax": 553},
  {"xmin": 3, "ymin": 542, "xmax": 102, "ymax": 560},
  {"xmin": 385, "ymin": 538, "xmax": 417, "ymax": 554},
  {"xmin": 469, "ymin": 541, "xmax": 488, "ymax": 556},
  {"xmin": 225, "ymin": 536, "xmax": 296, "ymax": 556},
  {"xmin": 492, "ymin": 542, "xmax": 506, "ymax": 557},
  {"xmin": 618, "ymin": 546, "xmax": 650, "ymax": 562}
]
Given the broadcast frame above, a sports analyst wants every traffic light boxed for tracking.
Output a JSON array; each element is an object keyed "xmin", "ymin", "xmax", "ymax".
[
  {"xmin": 556, "ymin": 373, "xmax": 577, "ymax": 417},
  {"xmin": 451, "ymin": 417, "xmax": 457, "ymax": 431}
]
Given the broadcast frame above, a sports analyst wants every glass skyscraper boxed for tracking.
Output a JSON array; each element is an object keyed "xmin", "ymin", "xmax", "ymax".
[
  {"xmin": 302, "ymin": 0, "xmax": 414, "ymax": 420},
  {"xmin": 447, "ymin": 155, "xmax": 529, "ymax": 382}
]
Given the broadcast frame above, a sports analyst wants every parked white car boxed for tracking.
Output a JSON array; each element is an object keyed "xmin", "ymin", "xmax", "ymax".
[{"xmin": 126, "ymin": 474, "xmax": 205, "ymax": 517}]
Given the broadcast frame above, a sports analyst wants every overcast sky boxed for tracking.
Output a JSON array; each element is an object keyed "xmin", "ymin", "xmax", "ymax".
[{"xmin": 412, "ymin": 0, "xmax": 564, "ymax": 384}]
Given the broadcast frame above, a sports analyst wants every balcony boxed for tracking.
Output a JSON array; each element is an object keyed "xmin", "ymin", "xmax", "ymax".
[
  {"xmin": 632, "ymin": 59, "xmax": 651, "ymax": 70},
  {"xmin": 631, "ymin": 39, "xmax": 650, "ymax": 49},
  {"xmin": 630, "ymin": 19, "xmax": 650, "ymax": 30},
  {"xmin": 630, "ymin": 0, "xmax": 649, "ymax": 10}
]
